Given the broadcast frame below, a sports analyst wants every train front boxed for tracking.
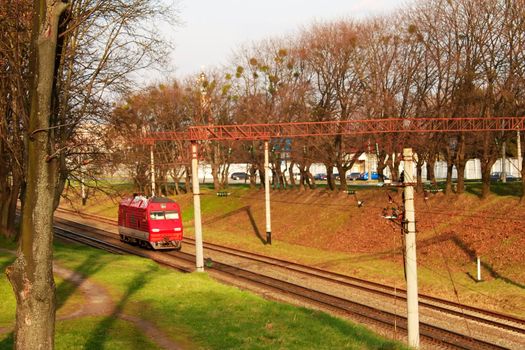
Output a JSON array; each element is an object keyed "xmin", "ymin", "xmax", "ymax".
[{"xmin": 147, "ymin": 197, "xmax": 183, "ymax": 250}]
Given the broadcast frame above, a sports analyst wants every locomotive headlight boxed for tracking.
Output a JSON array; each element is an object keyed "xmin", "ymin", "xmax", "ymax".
[
  {"xmin": 152, "ymin": 228, "xmax": 160, "ymax": 232},
  {"xmin": 174, "ymin": 228, "xmax": 182, "ymax": 232}
]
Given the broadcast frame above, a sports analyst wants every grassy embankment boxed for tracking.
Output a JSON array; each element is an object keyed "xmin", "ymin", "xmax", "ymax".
[
  {"xmin": 62, "ymin": 180, "xmax": 525, "ymax": 318},
  {"xmin": 0, "ymin": 236, "xmax": 406, "ymax": 349}
]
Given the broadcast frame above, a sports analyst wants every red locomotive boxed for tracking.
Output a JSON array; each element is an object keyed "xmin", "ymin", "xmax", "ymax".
[{"xmin": 118, "ymin": 195, "xmax": 183, "ymax": 250}]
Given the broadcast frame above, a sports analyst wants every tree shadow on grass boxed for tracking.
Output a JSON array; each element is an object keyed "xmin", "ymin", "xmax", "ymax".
[
  {"xmin": 307, "ymin": 311, "xmax": 403, "ymax": 350},
  {"xmin": 203, "ymin": 205, "xmax": 267, "ymax": 244},
  {"xmin": 55, "ymin": 251, "xmax": 109, "ymax": 311},
  {"xmin": 449, "ymin": 235, "xmax": 525, "ymax": 289},
  {"xmin": 313, "ymin": 232, "xmax": 524, "ymax": 290},
  {"xmin": 313, "ymin": 233, "xmax": 456, "ymax": 268},
  {"xmin": 0, "ymin": 332, "xmax": 13, "ymax": 348},
  {"xmin": 83, "ymin": 265, "xmax": 157, "ymax": 349},
  {"xmin": 465, "ymin": 182, "xmax": 523, "ymax": 198}
]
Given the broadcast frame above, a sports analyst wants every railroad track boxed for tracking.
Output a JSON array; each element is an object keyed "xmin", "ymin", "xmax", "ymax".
[
  {"xmin": 54, "ymin": 208, "xmax": 525, "ymax": 349},
  {"xmin": 182, "ymin": 237, "xmax": 525, "ymax": 335},
  {"xmin": 53, "ymin": 218, "xmax": 193, "ymax": 273}
]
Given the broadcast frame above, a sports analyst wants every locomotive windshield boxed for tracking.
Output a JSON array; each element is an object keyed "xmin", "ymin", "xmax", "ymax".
[
  {"xmin": 150, "ymin": 211, "xmax": 180, "ymax": 220},
  {"xmin": 165, "ymin": 211, "xmax": 179, "ymax": 219}
]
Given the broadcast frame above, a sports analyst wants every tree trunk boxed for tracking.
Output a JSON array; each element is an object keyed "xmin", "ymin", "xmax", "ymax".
[
  {"xmin": 456, "ymin": 161, "xmax": 467, "ymax": 195},
  {"xmin": 416, "ymin": 161, "xmax": 423, "ymax": 193},
  {"xmin": 520, "ymin": 135, "xmax": 524, "ymax": 200},
  {"xmin": 426, "ymin": 156, "xmax": 436, "ymax": 186},
  {"xmin": 479, "ymin": 134, "xmax": 498, "ymax": 200},
  {"xmin": 184, "ymin": 166, "xmax": 191, "ymax": 193},
  {"xmin": 445, "ymin": 162, "xmax": 454, "ymax": 195},
  {"xmin": 325, "ymin": 162, "xmax": 335, "ymax": 191},
  {"xmin": 6, "ymin": 2, "xmax": 69, "ymax": 349},
  {"xmin": 249, "ymin": 164, "xmax": 257, "ymax": 188},
  {"xmin": 376, "ymin": 152, "xmax": 387, "ymax": 183},
  {"xmin": 455, "ymin": 135, "xmax": 467, "ymax": 195},
  {"xmin": 258, "ymin": 162, "xmax": 265, "ymax": 188},
  {"xmin": 336, "ymin": 164, "xmax": 348, "ymax": 191},
  {"xmin": 387, "ymin": 152, "xmax": 401, "ymax": 182},
  {"xmin": 273, "ymin": 161, "xmax": 284, "ymax": 189},
  {"xmin": 480, "ymin": 165, "xmax": 493, "ymax": 199},
  {"xmin": 288, "ymin": 162, "xmax": 296, "ymax": 188},
  {"xmin": 415, "ymin": 153, "xmax": 425, "ymax": 193},
  {"xmin": 8, "ymin": 176, "xmax": 22, "ymax": 237},
  {"xmin": 210, "ymin": 163, "xmax": 220, "ymax": 190},
  {"xmin": 444, "ymin": 147, "xmax": 454, "ymax": 195}
]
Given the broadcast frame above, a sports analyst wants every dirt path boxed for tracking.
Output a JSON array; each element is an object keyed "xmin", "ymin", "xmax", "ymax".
[{"xmin": 0, "ymin": 249, "xmax": 183, "ymax": 349}]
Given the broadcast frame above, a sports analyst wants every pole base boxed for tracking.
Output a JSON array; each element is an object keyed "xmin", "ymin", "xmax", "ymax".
[{"xmin": 266, "ymin": 232, "xmax": 272, "ymax": 245}]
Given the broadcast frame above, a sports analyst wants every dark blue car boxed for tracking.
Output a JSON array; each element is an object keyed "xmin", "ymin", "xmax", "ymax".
[{"xmin": 359, "ymin": 172, "xmax": 388, "ymax": 181}]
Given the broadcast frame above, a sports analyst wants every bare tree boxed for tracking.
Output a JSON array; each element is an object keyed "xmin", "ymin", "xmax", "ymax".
[{"xmin": 6, "ymin": 2, "xmax": 69, "ymax": 348}]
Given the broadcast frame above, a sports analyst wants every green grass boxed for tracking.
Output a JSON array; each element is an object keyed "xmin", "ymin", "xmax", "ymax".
[
  {"xmin": 56, "ymin": 182, "xmax": 525, "ymax": 318},
  {"xmin": 0, "ymin": 317, "xmax": 162, "ymax": 350},
  {"xmin": 465, "ymin": 180, "xmax": 523, "ymax": 197},
  {"xmin": 0, "ymin": 255, "xmax": 16, "ymax": 327},
  {"xmin": 0, "ymin": 253, "xmax": 85, "ymax": 328},
  {"xmin": 0, "ymin": 242, "xmax": 407, "ymax": 349},
  {"xmin": 423, "ymin": 179, "xmax": 523, "ymax": 197}
]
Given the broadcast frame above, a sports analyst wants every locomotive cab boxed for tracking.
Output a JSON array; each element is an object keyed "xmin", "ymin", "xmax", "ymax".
[{"xmin": 118, "ymin": 196, "xmax": 183, "ymax": 250}]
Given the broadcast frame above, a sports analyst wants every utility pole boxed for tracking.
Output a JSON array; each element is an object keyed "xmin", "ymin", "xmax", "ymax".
[
  {"xmin": 150, "ymin": 144, "xmax": 156, "ymax": 196},
  {"xmin": 191, "ymin": 142, "xmax": 204, "ymax": 272},
  {"xmin": 264, "ymin": 140, "xmax": 272, "ymax": 244},
  {"xmin": 403, "ymin": 148, "xmax": 420, "ymax": 349}
]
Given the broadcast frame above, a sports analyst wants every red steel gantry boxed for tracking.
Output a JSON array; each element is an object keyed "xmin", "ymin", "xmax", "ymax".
[{"xmin": 144, "ymin": 116, "xmax": 524, "ymax": 142}]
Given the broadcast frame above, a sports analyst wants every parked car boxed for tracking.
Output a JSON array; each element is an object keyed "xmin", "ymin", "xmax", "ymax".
[
  {"xmin": 230, "ymin": 172, "xmax": 249, "ymax": 180},
  {"xmin": 490, "ymin": 172, "xmax": 519, "ymax": 182},
  {"xmin": 313, "ymin": 173, "xmax": 327, "ymax": 181},
  {"xmin": 358, "ymin": 172, "xmax": 388, "ymax": 181},
  {"xmin": 346, "ymin": 172, "xmax": 362, "ymax": 181}
]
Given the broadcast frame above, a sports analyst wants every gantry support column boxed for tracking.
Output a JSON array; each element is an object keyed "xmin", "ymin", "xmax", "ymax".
[
  {"xmin": 403, "ymin": 147, "xmax": 420, "ymax": 349},
  {"xmin": 150, "ymin": 144, "xmax": 156, "ymax": 197},
  {"xmin": 264, "ymin": 140, "xmax": 272, "ymax": 244},
  {"xmin": 191, "ymin": 142, "xmax": 204, "ymax": 272},
  {"xmin": 517, "ymin": 131, "xmax": 522, "ymax": 173}
]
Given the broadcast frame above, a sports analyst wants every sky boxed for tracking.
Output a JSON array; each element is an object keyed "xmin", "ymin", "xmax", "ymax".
[{"xmin": 156, "ymin": 0, "xmax": 407, "ymax": 81}]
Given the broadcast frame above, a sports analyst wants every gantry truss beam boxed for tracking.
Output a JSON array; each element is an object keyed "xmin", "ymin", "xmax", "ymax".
[{"xmin": 143, "ymin": 117, "xmax": 525, "ymax": 143}]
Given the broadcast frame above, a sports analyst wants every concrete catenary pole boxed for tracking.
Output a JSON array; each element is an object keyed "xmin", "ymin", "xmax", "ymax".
[
  {"xmin": 367, "ymin": 140, "xmax": 372, "ymax": 182},
  {"xmin": 518, "ymin": 131, "xmax": 522, "ymax": 173},
  {"xmin": 403, "ymin": 147, "xmax": 420, "ymax": 349},
  {"xmin": 150, "ymin": 144, "xmax": 156, "ymax": 197},
  {"xmin": 191, "ymin": 142, "xmax": 204, "ymax": 272},
  {"xmin": 264, "ymin": 140, "xmax": 272, "ymax": 244},
  {"xmin": 501, "ymin": 142, "xmax": 507, "ymax": 183}
]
